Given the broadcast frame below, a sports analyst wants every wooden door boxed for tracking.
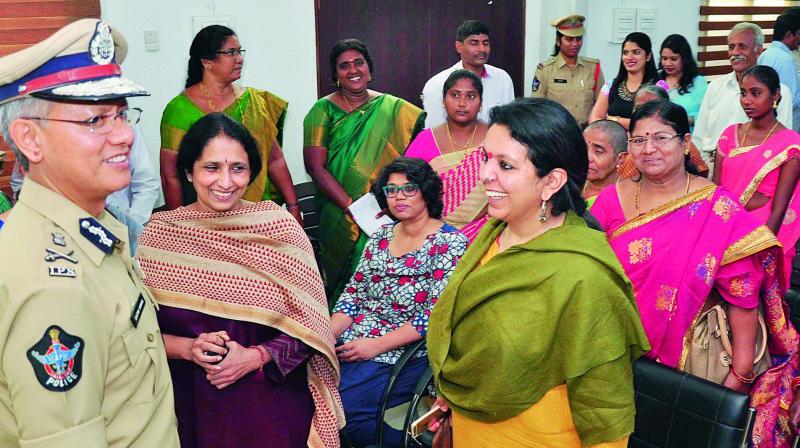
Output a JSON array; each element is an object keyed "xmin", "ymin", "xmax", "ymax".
[{"xmin": 315, "ymin": 0, "xmax": 525, "ymax": 108}]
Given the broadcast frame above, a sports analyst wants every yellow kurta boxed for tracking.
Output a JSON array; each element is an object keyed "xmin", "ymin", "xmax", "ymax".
[{"xmin": 450, "ymin": 240, "xmax": 628, "ymax": 448}]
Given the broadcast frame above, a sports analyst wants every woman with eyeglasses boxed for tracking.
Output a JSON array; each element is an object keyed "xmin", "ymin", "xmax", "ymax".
[
  {"xmin": 330, "ymin": 157, "xmax": 467, "ymax": 447},
  {"xmin": 160, "ymin": 25, "xmax": 301, "ymax": 224},
  {"xmin": 715, "ymin": 65, "xmax": 800, "ymax": 285},
  {"xmin": 592, "ymin": 100, "xmax": 799, "ymax": 447}
]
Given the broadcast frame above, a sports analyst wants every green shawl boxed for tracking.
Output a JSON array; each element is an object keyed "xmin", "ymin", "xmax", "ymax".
[
  {"xmin": 427, "ymin": 213, "xmax": 650, "ymax": 446},
  {"xmin": 160, "ymin": 87, "xmax": 287, "ymax": 203},
  {"xmin": 303, "ymin": 94, "xmax": 425, "ymax": 303}
]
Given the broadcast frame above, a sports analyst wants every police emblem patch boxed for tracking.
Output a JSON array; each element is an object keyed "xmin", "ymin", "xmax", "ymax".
[
  {"xmin": 532, "ymin": 77, "xmax": 540, "ymax": 92},
  {"xmin": 27, "ymin": 326, "xmax": 84, "ymax": 391},
  {"xmin": 89, "ymin": 21, "xmax": 115, "ymax": 65}
]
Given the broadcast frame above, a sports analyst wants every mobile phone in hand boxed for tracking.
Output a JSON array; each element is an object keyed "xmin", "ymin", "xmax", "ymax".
[
  {"xmin": 410, "ymin": 404, "xmax": 447, "ymax": 439},
  {"xmin": 203, "ymin": 344, "xmax": 229, "ymax": 365}
]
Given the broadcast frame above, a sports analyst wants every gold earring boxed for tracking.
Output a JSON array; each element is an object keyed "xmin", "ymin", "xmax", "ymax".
[
  {"xmin": 684, "ymin": 146, "xmax": 690, "ymax": 156},
  {"xmin": 336, "ymin": 79, "xmax": 340, "ymax": 88},
  {"xmin": 773, "ymin": 99, "xmax": 779, "ymax": 110},
  {"xmin": 539, "ymin": 199, "xmax": 548, "ymax": 223}
]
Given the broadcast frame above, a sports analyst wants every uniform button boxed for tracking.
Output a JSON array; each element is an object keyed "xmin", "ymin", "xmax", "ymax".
[{"xmin": 147, "ymin": 333, "xmax": 155, "ymax": 342}]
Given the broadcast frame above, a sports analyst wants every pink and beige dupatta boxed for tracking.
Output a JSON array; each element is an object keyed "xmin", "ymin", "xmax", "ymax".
[
  {"xmin": 136, "ymin": 201, "xmax": 344, "ymax": 448},
  {"xmin": 593, "ymin": 185, "xmax": 799, "ymax": 447},
  {"xmin": 405, "ymin": 129, "xmax": 488, "ymax": 241}
]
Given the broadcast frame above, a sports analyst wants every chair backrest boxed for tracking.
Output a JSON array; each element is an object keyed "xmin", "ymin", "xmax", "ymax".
[
  {"xmin": 295, "ymin": 181, "xmax": 320, "ymax": 239},
  {"xmin": 629, "ymin": 357, "xmax": 755, "ymax": 448},
  {"xmin": 294, "ymin": 181, "xmax": 325, "ymax": 285}
]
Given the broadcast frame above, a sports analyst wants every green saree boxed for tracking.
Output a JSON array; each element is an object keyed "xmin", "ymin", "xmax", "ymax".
[
  {"xmin": 427, "ymin": 213, "xmax": 651, "ymax": 446},
  {"xmin": 160, "ymin": 87, "xmax": 287, "ymax": 204},
  {"xmin": 303, "ymin": 94, "xmax": 425, "ymax": 304}
]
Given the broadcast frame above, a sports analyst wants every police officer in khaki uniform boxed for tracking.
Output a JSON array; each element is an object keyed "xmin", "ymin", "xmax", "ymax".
[
  {"xmin": 532, "ymin": 15, "xmax": 604, "ymax": 127},
  {"xmin": 0, "ymin": 20, "xmax": 179, "ymax": 448}
]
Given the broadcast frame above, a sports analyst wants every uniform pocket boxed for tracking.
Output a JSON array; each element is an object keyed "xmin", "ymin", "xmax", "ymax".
[{"xmin": 122, "ymin": 328, "xmax": 159, "ymax": 404}]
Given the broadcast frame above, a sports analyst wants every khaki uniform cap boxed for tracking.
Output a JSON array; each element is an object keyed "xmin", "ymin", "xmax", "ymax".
[
  {"xmin": 551, "ymin": 14, "xmax": 586, "ymax": 37},
  {"xmin": 0, "ymin": 18, "xmax": 147, "ymax": 104}
]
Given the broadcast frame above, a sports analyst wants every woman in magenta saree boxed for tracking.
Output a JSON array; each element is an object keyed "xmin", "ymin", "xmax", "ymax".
[
  {"xmin": 405, "ymin": 69, "xmax": 489, "ymax": 241},
  {"xmin": 593, "ymin": 100, "xmax": 800, "ymax": 447},
  {"xmin": 715, "ymin": 66, "xmax": 800, "ymax": 284}
]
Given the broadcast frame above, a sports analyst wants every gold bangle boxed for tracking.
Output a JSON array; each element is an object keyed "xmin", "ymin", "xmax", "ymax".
[{"xmin": 730, "ymin": 366, "xmax": 756, "ymax": 384}]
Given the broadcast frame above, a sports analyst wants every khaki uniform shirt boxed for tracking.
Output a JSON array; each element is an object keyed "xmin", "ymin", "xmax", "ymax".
[
  {"xmin": 531, "ymin": 53, "xmax": 604, "ymax": 126},
  {"xmin": 0, "ymin": 178, "xmax": 179, "ymax": 448}
]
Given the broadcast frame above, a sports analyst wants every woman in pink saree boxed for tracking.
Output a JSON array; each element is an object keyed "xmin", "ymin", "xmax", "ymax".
[
  {"xmin": 593, "ymin": 100, "xmax": 799, "ymax": 447},
  {"xmin": 714, "ymin": 65, "xmax": 800, "ymax": 284},
  {"xmin": 405, "ymin": 69, "xmax": 489, "ymax": 241}
]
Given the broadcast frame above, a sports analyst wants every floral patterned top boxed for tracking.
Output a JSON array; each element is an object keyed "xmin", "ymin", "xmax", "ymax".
[{"xmin": 333, "ymin": 222, "xmax": 468, "ymax": 364}]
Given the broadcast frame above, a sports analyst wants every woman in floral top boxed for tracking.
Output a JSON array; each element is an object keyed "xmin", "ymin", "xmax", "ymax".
[{"xmin": 331, "ymin": 157, "xmax": 468, "ymax": 447}]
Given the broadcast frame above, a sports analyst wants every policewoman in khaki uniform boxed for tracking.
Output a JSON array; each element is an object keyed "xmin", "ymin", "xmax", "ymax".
[
  {"xmin": 532, "ymin": 15, "xmax": 604, "ymax": 127},
  {"xmin": 0, "ymin": 20, "xmax": 179, "ymax": 448}
]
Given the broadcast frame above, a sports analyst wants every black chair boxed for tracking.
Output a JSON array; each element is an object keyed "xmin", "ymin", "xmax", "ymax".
[
  {"xmin": 629, "ymin": 357, "xmax": 755, "ymax": 448},
  {"xmin": 347, "ymin": 339, "xmax": 427, "ymax": 448},
  {"xmin": 402, "ymin": 366, "xmax": 435, "ymax": 448},
  {"xmin": 294, "ymin": 181, "xmax": 325, "ymax": 285}
]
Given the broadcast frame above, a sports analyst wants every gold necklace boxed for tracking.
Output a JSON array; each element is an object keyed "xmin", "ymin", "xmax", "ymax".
[
  {"xmin": 200, "ymin": 83, "xmax": 244, "ymax": 117},
  {"xmin": 341, "ymin": 91, "xmax": 366, "ymax": 115},
  {"xmin": 635, "ymin": 173, "xmax": 691, "ymax": 216},
  {"xmin": 446, "ymin": 122, "xmax": 478, "ymax": 153},
  {"xmin": 741, "ymin": 120, "xmax": 780, "ymax": 147}
]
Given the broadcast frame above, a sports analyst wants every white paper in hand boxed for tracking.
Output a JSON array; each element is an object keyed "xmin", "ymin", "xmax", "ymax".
[{"xmin": 348, "ymin": 193, "xmax": 395, "ymax": 236}]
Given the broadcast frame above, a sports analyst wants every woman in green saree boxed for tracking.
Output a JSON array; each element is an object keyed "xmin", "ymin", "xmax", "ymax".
[
  {"xmin": 303, "ymin": 39, "xmax": 425, "ymax": 303},
  {"xmin": 160, "ymin": 25, "xmax": 301, "ymax": 222}
]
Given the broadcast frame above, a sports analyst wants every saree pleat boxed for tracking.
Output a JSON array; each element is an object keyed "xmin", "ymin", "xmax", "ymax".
[{"xmin": 303, "ymin": 95, "xmax": 425, "ymax": 303}]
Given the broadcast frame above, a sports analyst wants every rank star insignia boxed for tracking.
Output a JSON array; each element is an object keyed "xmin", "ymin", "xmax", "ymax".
[
  {"xmin": 52, "ymin": 232, "xmax": 67, "ymax": 247},
  {"xmin": 27, "ymin": 326, "xmax": 84, "ymax": 391}
]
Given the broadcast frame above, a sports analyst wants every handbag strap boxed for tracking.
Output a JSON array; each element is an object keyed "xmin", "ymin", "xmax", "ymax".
[{"xmin": 712, "ymin": 304, "xmax": 769, "ymax": 364}]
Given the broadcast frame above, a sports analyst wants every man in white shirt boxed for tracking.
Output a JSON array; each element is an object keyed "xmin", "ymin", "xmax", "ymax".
[
  {"xmin": 693, "ymin": 22, "xmax": 793, "ymax": 167},
  {"xmin": 758, "ymin": 12, "xmax": 800, "ymax": 130},
  {"xmin": 421, "ymin": 20, "xmax": 515, "ymax": 127}
]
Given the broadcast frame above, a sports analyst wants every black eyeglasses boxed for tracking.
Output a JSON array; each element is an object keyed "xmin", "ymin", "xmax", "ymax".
[
  {"xmin": 627, "ymin": 134, "xmax": 681, "ymax": 149},
  {"xmin": 382, "ymin": 183, "xmax": 419, "ymax": 198},
  {"xmin": 21, "ymin": 108, "xmax": 142, "ymax": 134},
  {"xmin": 216, "ymin": 49, "xmax": 246, "ymax": 57}
]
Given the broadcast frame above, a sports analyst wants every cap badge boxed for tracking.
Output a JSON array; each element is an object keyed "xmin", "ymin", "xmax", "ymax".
[{"xmin": 89, "ymin": 21, "xmax": 115, "ymax": 65}]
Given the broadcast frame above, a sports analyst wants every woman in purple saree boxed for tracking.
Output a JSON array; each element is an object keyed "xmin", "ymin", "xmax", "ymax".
[{"xmin": 593, "ymin": 100, "xmax": 799, "ymax": 447}]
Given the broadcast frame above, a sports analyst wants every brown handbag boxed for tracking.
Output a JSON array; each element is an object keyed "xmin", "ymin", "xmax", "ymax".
[
  {"xmin": 431, "ymin": 411, "xmax": 453, "ymax": 448},
  {"xmin": 684, "ymin": 302, "xmax": 770, "ymax": 384}
]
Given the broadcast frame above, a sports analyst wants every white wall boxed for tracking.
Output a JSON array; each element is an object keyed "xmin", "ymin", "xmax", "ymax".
[
  {"xmin": 100, "ymin": 0, "xmax": 318, "ymax": 182},
  {"xmin": 101, "ymin": 0, "xmax": 701, "ymax": 185}
]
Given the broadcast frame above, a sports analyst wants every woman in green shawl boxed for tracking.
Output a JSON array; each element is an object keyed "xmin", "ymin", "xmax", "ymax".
[
  {"xmin": 160, "ymin": 25, "xmax": 301, "ymax": 223},
  {"xmin": 426, "ymin": 98, "xmax": 650, "ymax": 447},
  {"xmin": 303, "ymin": 39, "xmax": 425, "ymax": 303}
]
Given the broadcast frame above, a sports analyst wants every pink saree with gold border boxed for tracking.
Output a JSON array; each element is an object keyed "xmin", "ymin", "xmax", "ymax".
[{"xmin": 592, "ymin": 184, "xmax": 800, "ymax": 447}]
